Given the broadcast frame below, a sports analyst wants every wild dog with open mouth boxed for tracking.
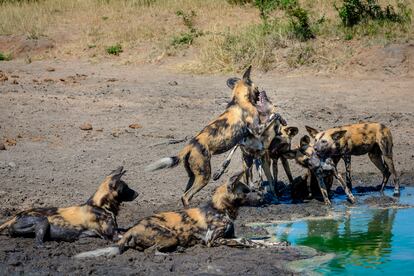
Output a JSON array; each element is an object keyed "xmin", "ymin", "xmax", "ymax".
[
  {"xmin": 213, "ymin": 90, "xmax": 296, "ymax": 196},
  {"xmin": 0, "ymin": 167, "xmax": 138, "ymax": 246},
  {"xmin": 146, "ymin": 66, "xmax": 267, "ymax": 207},
  {"xmin": 286, "ymin": 135, "xmax": 355, "ymax": 205},
  {"xmin": 74, "ymin": 171, "xmax": 278, "ymax": 258},
  {"xmin": 305, "ymin": 122, "xmax": 400, "ymax": 196}
]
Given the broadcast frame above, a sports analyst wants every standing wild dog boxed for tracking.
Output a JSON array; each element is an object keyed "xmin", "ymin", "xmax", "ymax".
[
  {"xmin": 286, "ymin": 135, "xmax": 355, "ymax": 205},
  {"xmin": 305, "ymin": 122, "xmax": 400, "ymax": 196},
  {"xmin": 146, "ymin": 66, "xmax": 268, "ymax": 207},
  {"xmin": 75, "ymin": 172, "xmax": 267, "ymax": 258},
  {"xmin": 213, "ymin": 89, "xmax": 294, "ymax": 196},
  {"xmin": 0, "ymin": 167, "xmax": 138, "ymax": 246}
]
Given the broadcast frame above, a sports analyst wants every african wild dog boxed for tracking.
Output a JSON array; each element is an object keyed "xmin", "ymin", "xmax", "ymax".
[
  {"xmin": 213, "ymin": 89, "xmax": 301, "ymax": 198},
  {"xmin": 146, "ymin": 66, "xmax": 268, "ymax": 207},
  {"xmin": 75, "ymin": 171, "xmax": 268, "ymax": 258},
  {"xmin": 285, "ymin": 135, "xmax": 355, "ymax": 205},
  {"xmin": 0, "ymin": 167, "xmax": 138, "ymax": 246},
  {"xmin": 305, "ymin": 122, "xmax": 400, "ymax": 196}
]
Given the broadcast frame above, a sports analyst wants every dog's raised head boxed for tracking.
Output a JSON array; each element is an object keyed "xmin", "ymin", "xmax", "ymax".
[
  {"xmin": 212, "ymin": 171, "xmax": 251, "ymax": 219},
  {"xmin": 87, "ymin": 166, "xmax": 139, "ymax": 214},
  {"xmin": 305, "ymin": 125, "xmax": 347, "ymax": 155},
  {"xmin": 226, "ymin": 66, "xmax": 266, "ymax": 111}
]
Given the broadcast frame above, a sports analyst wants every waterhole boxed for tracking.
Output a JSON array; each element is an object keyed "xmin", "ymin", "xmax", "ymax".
[{"xmin": 250, "ymin": 187, "xmax": 414, "ymax": 275}]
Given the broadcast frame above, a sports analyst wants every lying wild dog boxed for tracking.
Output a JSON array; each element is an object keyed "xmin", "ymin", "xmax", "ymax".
[
  {"xmin": 286, "ymin": 135, "xmax": 355, "ymax": 205},
  {"xmin": 0, "ymin": 167, "xmax": 138, "ymax": 246},
  {"xmin": 212, "ymin": 89, "xmax": 293, "ymax": 196},
  {"xmin": 74, "ymin": 172, "xmax": 279, "ymax": 258},
  {"xmin": 146, "ymin": 66, "xmax": 269, "ymax": 207},
  {"xmin": 305, "ymin": 122, "xmax": 400, "ymax": 196}
]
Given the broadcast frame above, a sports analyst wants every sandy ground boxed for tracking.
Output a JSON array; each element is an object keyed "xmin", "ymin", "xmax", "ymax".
[{"xmin": 0, "ymin": 60, "xmax": 413, "ymax": 275}]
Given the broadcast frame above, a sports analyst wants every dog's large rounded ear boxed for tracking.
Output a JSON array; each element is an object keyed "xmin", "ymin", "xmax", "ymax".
[
  {"xmin": 300, "ymin": 135, "xmax": 310, "ymax": 147},
  {"xmin": 226, "ymin": 77, "xmax": 240, "ymax": 90},
  {"xmin": 227, "ymin": 171, "xmax": 245, "ymax": 192},
  {"xmin": 331, "ymin": 130, "xmax": 347, "ymax": 142},
  {"xmin": 242, "ymin": 65, "xmax": 252, "ymax": 84},
  {"xmin": 305, "ymin": 126, "xmax": 319, "ymax": 138},
  {"xmin": 285, "ymin": 126, "xmax": 299, "ymax": 137},
  {"xmin": 109, "ymin": 166, "xmax": 126, "ymax": 188}
]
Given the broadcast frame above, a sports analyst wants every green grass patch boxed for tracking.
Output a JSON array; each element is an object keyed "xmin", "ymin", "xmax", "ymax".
[
  {"xmin": 106, "ymin": 43, "xmax": 122, "ymax": 55},
  {"xmin": 0, "ymin": 52, "xmax": 12, "ymax": 61}
]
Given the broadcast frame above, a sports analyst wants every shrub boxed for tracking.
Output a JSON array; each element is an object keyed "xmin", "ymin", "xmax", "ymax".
[
  {"xmin": 335, "ymin": 0, "xmax": 412, "ymax": 27},
  {"xmin": 106, "ymin": 43, "xmax": 123, "ymax": 55},
  {"xmin": 0, "ymin": 52, "xmax": 12, "ymax": 61},
  {"xmin": 171, "ymin": 10, "xmax": 202, "ymax": 47}
]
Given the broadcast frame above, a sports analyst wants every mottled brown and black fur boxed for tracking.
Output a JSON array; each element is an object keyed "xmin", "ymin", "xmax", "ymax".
[
  {"xmin": 0, "ymin": 167, "xmax": 138, "ymax": 246},
  {"xmin": 305, "ymin": 122, "xmax": 400, "ymax": 196},
  {"xmin": 286, "ymin": 135, "xmax": 355, "ymax": 205},
  {"xmin": 146, "ymin": 66, "xmax": 266, "ymax": 207},
  {"xmin": 75, "ymin": 172, "xmax": 253, "ymax": 258}
]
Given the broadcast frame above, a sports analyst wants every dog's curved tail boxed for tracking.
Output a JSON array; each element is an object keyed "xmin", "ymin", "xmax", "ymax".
[
  {"xmin": 0, "ymin": 217, "xmax": 16, "ymax": 233},
  {"xmin": 74, "ymin": 246, "xmax": 120, "ymax": 259},
  {"xmin": 145, "ymin": 145, "xmax": 190, "ymax": 172}
]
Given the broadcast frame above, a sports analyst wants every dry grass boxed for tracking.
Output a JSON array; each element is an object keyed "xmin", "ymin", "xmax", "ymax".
[{"xmin": 0, "ymin": 0, "xmax": 413, "ymax": 72}]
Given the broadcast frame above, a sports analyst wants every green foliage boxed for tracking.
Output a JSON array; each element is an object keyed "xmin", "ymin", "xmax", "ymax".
[
  {"xmin": 106, "ymin": 43, "xmax": 123, "ymax": 55},
  {"xmin": 0, "ymin": 52, "xmax": 12, "ymax": 61},
  {"xmin": 335, "ymin": 0, "xmax": 412, "ymax": 27},
  {"xmin": 171, "ymin": 10, "xmax": 202, "ymax": 47},
  {"xmin": 285, "ymin": 5, "xmax": 315, "ymax": 41}
]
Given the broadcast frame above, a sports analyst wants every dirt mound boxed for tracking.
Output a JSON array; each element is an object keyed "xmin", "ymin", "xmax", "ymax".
[
  {"xmin": 346, "ymin": 42, "xmax": 414, "ymax": 77},
  {"xmin": 0, "ymin": 35, "xmax": 54, "ymax": 58}
]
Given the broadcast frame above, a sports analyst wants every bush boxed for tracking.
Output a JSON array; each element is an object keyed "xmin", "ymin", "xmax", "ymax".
[
  {"xmin": 171, "ymin": 10, "xmax": 202, "ymax": 47},
  {"xmin": 335, "ymin": 0, "xmax": 412, "ymax": 27},
  {"xmin": 106, "ymin": 43, "xmax": 123, "ymax": 55},
  {"xmin": 0, "ymin": 52, "xmax": 12, "ymax": 61}
]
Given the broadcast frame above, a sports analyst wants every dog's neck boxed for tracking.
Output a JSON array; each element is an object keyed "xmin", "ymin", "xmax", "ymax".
[
  {"xmin": 86, "ymin": 180, "xmax": 120, "ymax": 216},
  {"xmin": 210, "ymin": 184, "xmax": 240, "ymax": 220}
]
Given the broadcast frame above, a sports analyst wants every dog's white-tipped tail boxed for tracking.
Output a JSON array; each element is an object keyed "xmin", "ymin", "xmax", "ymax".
[
  {"xmin": 145, "ymin": 156, "xmax": 180, "ymax": 172},
  {"xmin": 0, "ymin": 217, "xmax": 16, "ymax": 233},
  {"xmin": 74, "ymin": 246, "xmax": 120, "ymax": 259}
]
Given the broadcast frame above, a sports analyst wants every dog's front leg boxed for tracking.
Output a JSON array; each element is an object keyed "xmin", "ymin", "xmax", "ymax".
[
  {"xmin": 343, "ymin": 154, "xmax": 353, "ymax": 190},
  {"xmin": 213, "ymin": 145, "xmax": 238, "ymax": 181},
  {"xmin": 335, "ymin": 171, "xmax": 356, "ymax": 204}
]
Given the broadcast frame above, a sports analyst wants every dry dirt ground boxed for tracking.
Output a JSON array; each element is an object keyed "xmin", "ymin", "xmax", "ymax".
[{"xmin": 0, "ymin": 60, "xmax": 413, "ymax": 275}]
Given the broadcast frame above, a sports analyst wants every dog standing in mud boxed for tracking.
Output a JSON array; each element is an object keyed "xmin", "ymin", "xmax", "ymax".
[
  {"xmin": 212, "ymin": 89, "xmax": 297, "ymax": 195},
  {"xmin": 305, "ymin": 122, "xmax": 400, "ymax": 196},
  {"xmin": 75, "ymin": 172, "xmax": 276, "ymax": 258},
  {"xmin": 146, "ymin": 66, "xmax": 269, "ymax": 207},
  {"xmin": 0, "ymin": 167, "xmax": 138, "ymax": 246}
]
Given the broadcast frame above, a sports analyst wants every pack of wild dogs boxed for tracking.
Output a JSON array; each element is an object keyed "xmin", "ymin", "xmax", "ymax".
[{"xmin": 0, "ymin": 67, "xmax": 400, "ymax": 258}]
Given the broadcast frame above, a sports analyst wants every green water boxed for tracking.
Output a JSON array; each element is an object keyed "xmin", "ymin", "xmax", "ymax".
[{"xmin": 257, "ymin": 188, "xmax": 414, "ymax": 275}]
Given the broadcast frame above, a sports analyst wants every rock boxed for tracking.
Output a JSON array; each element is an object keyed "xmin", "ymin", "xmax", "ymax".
[
  {"xmin": 168, "ymin": 80, "xmax": 178, "ymax": 86},
  {"xmin": 111, "ymin": 129, "xmax": 121, "ymax": 137},
  {"xmin": 8, "ymin": 162, "xmax": 16, "ymax": 168},
  {"xmin": 79, "ymin": 123, "xmax": 93, "ymax": 131},
  {"xmin": 95, "ymin": 128, "xmax": 104, "ymax": 132},
  {"xmin": 5, "ymin": 138, "xmax": 16, "ymax": 146},
  {"xmin": 0, "ymin": 71, "xmax": 8, "ymax": 82},
  {"xmin": 11, "ymin": 79, "xmax": 18, "ymax": 85},
  {"xmin": 129, "ymin": 123, "xmax": 142, "ymax": 129},
  {"xmin": 107, "ymin": 78, "xmax": 118, "ymax": 82},
  {"xmin": 46, "ymin": 67, "xmax": 55, "ymax": 72},
  {"xmin": 0, "ymin": 143, "xmax": 5, "ymax": 150}
]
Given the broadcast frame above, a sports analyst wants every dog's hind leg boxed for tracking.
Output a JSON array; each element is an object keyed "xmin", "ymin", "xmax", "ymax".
[
  {"xmin": 242, "ymin": 154, "xmax": 254, "ymax": 189},
  {"xmin": 383, "ymin": 155, "xmax": 400, "ymax": 196},
  {"xmin": 261, "ymin": 158, "xmax": 276, "ymax": 196},
  {"xmin": 368, "ymin": 149, "xmax": 390, "ymax": 192},
  {"xmin": 343, "ymin": 154, "xmax": 353, "ymax": 190},
  {"xmin": 10, "ymin": 216, "xmax": 50, "ymax": 246},
  {"xmin": 34, "ymin": 217, "xmax": 50, "ymax": 247}
]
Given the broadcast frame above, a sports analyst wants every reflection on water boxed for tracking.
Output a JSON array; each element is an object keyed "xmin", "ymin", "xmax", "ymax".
[{"xmin": 258, "ymin": 188, "xmax": 414, "ymax": 275}]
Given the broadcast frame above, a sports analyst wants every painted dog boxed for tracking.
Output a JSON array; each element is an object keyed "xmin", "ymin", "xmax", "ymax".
[{"xmin": 0, "ymin": 167, "xmax": 138, "ymax": 246}]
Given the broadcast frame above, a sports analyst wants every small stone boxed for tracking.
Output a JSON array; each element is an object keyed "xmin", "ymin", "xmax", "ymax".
[
  {"xmin": 79, "ymin": 123, "xmax": 93, "ymax": 131},
  {"xmin": 11, "ymin": 79, "xmax": 18, "ymax": 85},
  {"xmin": 46, "ymin": 67, "xmax": 55, "ymax": 72},
  {"xmin": 8, "ymin": 162, "xmax": 16, "ymax": 168},
  {"xmin": 129, "ymin": 123, "xmax": 142, "ymax": 129},
  {"xmin": 0, "ymin": 71, "xmax": 8, "ymax": 82},
  {"xmin": 107, "ymin": 78, "xmax": 118, "ymax": 82},
  {"xmin": 168, "ymin": 80, "xmax": 178, "ymax": 86},
  {"xmin": 5, "ymin": 138, "xmax": 16, "ymax": 146},
  {"xmin": 95, "ymin": 128, "xmax": 104, "ymax": 132},
  {"xmin": 0, "ymin": 143, "xmax": 5, "ymax": 150}
]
